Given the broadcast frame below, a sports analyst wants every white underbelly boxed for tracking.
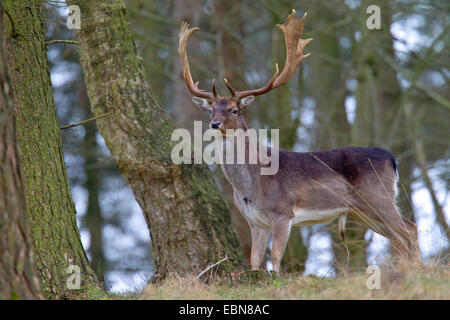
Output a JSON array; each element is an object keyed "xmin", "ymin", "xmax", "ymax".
[{"xmin": 292, "ymin": 207, "xmax": 349, "ymax": 226}]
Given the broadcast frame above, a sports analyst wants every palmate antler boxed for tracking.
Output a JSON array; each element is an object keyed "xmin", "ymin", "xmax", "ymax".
[
  {"xmin": 178, "ymin": 22, "xmax": 217, "ymax": 99},
  {"xmin": 227, "ymin": 10, "xmax": 313, "ymax": 100},
  {"xmin": 178, "ymin": 10, "xmax": 312, "ymax": 100}
]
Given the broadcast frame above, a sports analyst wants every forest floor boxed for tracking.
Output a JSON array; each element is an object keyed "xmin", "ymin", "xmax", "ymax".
[{"xmin": 130, "ymin": 261, "xmax": 449, "ymax": 300}]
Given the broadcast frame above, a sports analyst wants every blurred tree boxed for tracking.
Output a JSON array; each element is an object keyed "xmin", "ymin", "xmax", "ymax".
[
  {"xmin": 171, "ymin": 0, "xmax": 202, "ymax": 130},
  {"xmin": 211, "ymin": 0, "xmax": 253, "ymax": 265},
  {"xmin": 392, "ymin": 0, "xmax": 449, "ymax": 236},
  {"xmin": 265, "ymin": 0, "xmax": 309, "ymax": 273},
  {"xmin": 307, "ymin": 1, "xmax": 350, "ymax": 150},
  {"xmin": 127, "ymin": 0, "xmax": 172, "ymax": 105},
  {"xmin": 353, "ymin": 0, "xmax": 414, "ymax": 259},
  {"xmin": 353, "ymin": 0, "xmax": 401, "ymax": 153},
  {"xmin": 2, "ymin": 0, "xmax": 102, "ymax": 298},
  {"xmin": 68, "ymin": 0, "xmax": 244, "ymax": 279},
  {"xmin": 303, "ymin": 0, "xmax": 360, "ymax": 270},
  {"xmin": 0, "ymin": 7, "xmax": 42, "ymax": 299},
  {"xmin": 82, "ymin": 113, "xmax": 106, "ymax": 282}
]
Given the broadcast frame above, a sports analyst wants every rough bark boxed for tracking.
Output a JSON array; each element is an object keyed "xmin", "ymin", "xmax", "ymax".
[
  {"xmin": 68, "ymin": 0, "xmax": 244, "ymax": 279},
  {"xmin": 2, "ymin": 0, "xmax": 102, "ymax": 298},
  {"xmin": 0, "ymin": 6, "xmax": 42, "ymax": 299}
]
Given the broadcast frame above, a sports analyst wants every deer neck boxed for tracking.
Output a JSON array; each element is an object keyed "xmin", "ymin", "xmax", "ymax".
[
  {"xmin": 219, "ymin": 124, "xmax": 260, "ymax": 197},
  {"xmin": 236, "ymin": 116, "xmax": 249, "ymax": 131}
]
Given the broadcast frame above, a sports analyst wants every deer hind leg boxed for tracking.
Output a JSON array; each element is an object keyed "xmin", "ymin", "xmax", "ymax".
[
  {"xmin": 271, "ymin": 217, "xmax": 292, "ymax": 273},
  {"xmin": 351, "ymin": 195, "xmax": 418, "ymax": 259},
  {"xmin": 376, "ymin": 211, "xmax": 417, "ymax": 258},
  {"xmin": 350, "ymin": 163, "xmax": 419, "ymax": 259},
  {"xmin": 398, "ymin": 215, "xmax": 419, "ymax": 258},
  {"xmin": 379, "ymin": 214, "xmax": 418, "ymax": 259},
  {"xmin": 248, "ymin": 221, "xmax": 271, "ymax": 270}
]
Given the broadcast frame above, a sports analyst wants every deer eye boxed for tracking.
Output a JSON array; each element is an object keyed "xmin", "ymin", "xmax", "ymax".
[{"xmin": 231, "ymin": 108, "xmax": 239, "ymax": 115}]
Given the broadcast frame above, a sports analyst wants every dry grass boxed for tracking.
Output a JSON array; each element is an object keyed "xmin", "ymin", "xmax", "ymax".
[{"xmin": 140, "ymin": 262, "xmax": 449, "ymax": 300}]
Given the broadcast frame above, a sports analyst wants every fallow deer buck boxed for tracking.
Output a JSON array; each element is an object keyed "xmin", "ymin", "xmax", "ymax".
[{"xmin": 178, "ymin": 10, "xmax": 419, "ymax": 272}]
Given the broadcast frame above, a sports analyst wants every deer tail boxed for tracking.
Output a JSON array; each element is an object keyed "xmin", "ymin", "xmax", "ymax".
[
  {"xmin": 339, "ymin": 214, "xmax": 347, "ymax": 244},
  {"xmin": 339, "ymin": 213, "xmax": 350, "ymax": 271}
]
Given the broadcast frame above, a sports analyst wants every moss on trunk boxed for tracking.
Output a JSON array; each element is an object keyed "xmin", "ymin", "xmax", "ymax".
[
  {"xmin": 0, "ymin": 5, "xmax": 42, "ymax": 299},
  {"xmin": 2, "ymin": 0, "xmax": 102, "ymax": 298}
]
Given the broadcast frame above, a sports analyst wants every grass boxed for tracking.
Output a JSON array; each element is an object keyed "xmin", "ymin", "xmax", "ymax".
[{"xmin": 138, "ymin": 262, "xmax": 449, "ymax": 300}]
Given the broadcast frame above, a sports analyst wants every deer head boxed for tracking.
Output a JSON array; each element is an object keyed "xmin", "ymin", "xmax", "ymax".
[{"xmin": 178, "ymin": 10, "xmax": 312, "ymax": 133}]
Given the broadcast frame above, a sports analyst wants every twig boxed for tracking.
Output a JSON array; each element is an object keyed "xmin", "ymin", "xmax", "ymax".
[
  {"xmin": 401, "ymin": 183, "xmax": 415, "ymax": 213},
  {"xmin": 46, "ymin": 1, "xmax": 68, "ymax": 8},
  {"xmin": 378, "ymin": 49, "xmax": 450, "ymax": 111},
  {"xmin": 60, "ymin": 112, "xmax": 112, "ymax": 130},
  {"xmin": 47, "ymin": 39, "xmax": 77, "ymax": 46},
  {"xmin": 2, "ymin": 9, "xmax": 17, "ymax": 38},
  {"xmin": 194, "ymin": 255, "xmax": 228, "ymax": 280}
]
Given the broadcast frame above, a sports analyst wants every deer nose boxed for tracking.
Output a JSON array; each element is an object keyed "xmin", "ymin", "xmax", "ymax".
[{"xmin": 210, "ymin": 121, "xmax": 222, "ymax": 129}]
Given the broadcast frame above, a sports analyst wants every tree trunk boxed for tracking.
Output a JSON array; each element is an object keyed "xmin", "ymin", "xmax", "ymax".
[
  {"xmin": 0, "ymin": 6, "xmax": 42, "ymax": 299},
  {"xmin": 306, "ymin": 0, "xmax": 357, "ymax": 270},
  {"xmin": 353, "ymin": 0, "xmax": 414, "ymax": 257},
  {"xmin": 404, "ymin": 101, "xmax": 449, "ymax": 236},
  {"xmin": 83, "ymin": 118, "xmax": 107, "ymax": 282},
  {"xmin": 68, "ymin": 0, "xmax": 244, "ymax": 279},
  {"xmin": 353, "ymin": 0, "xmax": 402, "ymax": 147},
  {"xmin": 2, "ymin": 0, "xmax": 102, "ymax": 298},
  {"xmin": 263, "ymin": 1, "xmax": 309, "ymax": 272}
]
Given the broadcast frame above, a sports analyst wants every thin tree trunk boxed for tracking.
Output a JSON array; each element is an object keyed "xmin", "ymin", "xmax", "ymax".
[
  {"xmin": 0, "ymin": 6, "xmax": 42, "ymax": 299},
  {"xmin": 353, "ymin": 0, "xmax": 415, "ymax": 257},
  {"xmin": 2, "ymin": 0, "xmax": 102, "ymax": 298},
  {"xmin": 83, "ymin": 119, "xmax": 106, "ymax": 283},
  {"xmin": 306, "ymin": 0, "xmax": 355, "ymax": 269},
  {"xmin": 353, "ymin": 0, "xmax": 402, "ymax": 147},
  {"xmin": 68, "ymin": 0, "xmax": 244, "ymax": 279},
  {"xmin": 404, "ymin": 102, "xmax": 449, "ymax": 236},
  {"xmin": 266, "ymin": 1, "xmax": 308, "ymax": 272}
]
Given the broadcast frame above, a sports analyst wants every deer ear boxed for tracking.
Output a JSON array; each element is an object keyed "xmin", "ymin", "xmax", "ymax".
[
  {"xmin": 239, "ymin": 95, "xmax": 254, "ymax": 111},
  {"xmin": 192, "ymin": 97, "xmax": 212, "ymax": 111}
]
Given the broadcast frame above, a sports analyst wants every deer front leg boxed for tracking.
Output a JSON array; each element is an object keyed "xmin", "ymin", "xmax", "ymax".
[
  {"xmin": 271, "ymin": 217, "xmax": 292, "ymax": 273},
  {"xmin": 248, "ymin": 222, "xmax": 271, "ymax": 270}
]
